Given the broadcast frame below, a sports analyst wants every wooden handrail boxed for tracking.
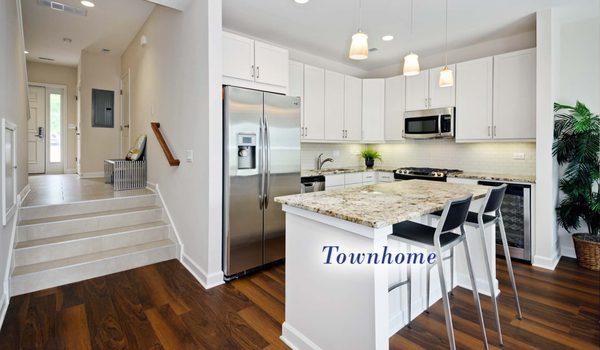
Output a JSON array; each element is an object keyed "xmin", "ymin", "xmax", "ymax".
[{"xmin": 151, "ymin": 122, "xmax": 180, "ymax": 166}]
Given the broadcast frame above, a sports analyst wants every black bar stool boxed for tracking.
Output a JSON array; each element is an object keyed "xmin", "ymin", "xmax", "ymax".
[
  {"xmin": 388, "ymin": 195, "xmax": 489, "ymax": 350},
  {"xmin": 430, "ymin": 184, "xmax": 523, "ymax": 346}
]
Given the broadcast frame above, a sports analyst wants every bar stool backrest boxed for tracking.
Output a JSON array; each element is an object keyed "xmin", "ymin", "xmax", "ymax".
[
  {"xmin": 482, "ymin": 184, "xmax": 508, "ymax": 214},
  {"xmin": 439, "ymin": 195, "xmax": 473, "ymax": 233}
]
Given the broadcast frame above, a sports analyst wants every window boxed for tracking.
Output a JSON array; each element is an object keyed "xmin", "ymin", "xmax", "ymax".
[
  {"xmin": 49, "ymin": 93, "xmax": 62, "ymax": 163},
  {"xmin": 92, "ymin": 89, "xmax": 114, "ymax": 128}
]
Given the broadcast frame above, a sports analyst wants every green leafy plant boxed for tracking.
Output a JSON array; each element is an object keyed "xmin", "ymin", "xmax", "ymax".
[
  {"xmin": 553, "ymin": 101, "xmax": 600, "ymax": 238},
  {"xmin": 360, "ymin": 148, "xmax": 382, "ymax": 161}
]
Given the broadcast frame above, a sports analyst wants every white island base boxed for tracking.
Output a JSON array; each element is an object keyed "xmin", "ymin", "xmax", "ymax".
[{"xmin": 280, "ymin": 203, "xmax": 497, "ymax": 350}]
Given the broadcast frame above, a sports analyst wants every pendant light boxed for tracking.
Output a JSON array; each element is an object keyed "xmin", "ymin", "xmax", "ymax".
[
  {"xmin": 403, "ymin": 0, "xmax": 420, "ymax": 76},
  {"xmin": 438, "ymin": 0, "xmax": 454, "ymax": 87},
  {"xmin": 349, "ymin": 0, "xmax": 369, "ymax": 60}
]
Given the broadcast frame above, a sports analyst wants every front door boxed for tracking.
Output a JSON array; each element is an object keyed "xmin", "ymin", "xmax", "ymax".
[
  {"xmin": 45, "ymin": 87, "xmax": 65, "ymax": 173},
  {"xmin": 120, "ymin": 71, "xmax": 130, "ymax": 157},
  {"xmin": 28, "ymin": 85, "xmax": 46, "ymax": 174}
]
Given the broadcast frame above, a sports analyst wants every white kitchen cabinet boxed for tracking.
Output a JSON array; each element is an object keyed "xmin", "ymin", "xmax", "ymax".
[
  {"xmin": 289, "ymin": 61, "xmax": 304, "ymax": 133},
  {"xmin": 325, "ymin": 174, "xmax": 345, "ymax": 188},
  {"xmin": 377, "ymin": 172, "xmax": 394, "ymax": 183},
  {"xmin": 428, "ymin": 64, "xmax": 456, "ymax": 108},
  {"xmin": 222, "ymin": 32, "xmax": 288, "ymax": 94},
  {"xmin": 344, "ymin": 75, "xmax": 362, "ymax": 141},
  {"xmin": 384, "ymin": 75, "xmax": 405, "ymax": 140},
  {"xmin": 405, "ymin": 71, "xmax": 429, "ymax": 111},
  {"xmin": 254, "ymin": 41, "xmax": 289, "ymax": 87},
  {"xmin": 456, "ymin": 57, "xmax": 493, "ymax": 141},
  {"xmin": 493, "ymin": 48, "xmax": 536, "ymax": 140},
  {"xmin": 362, "ymin": 172, "xmax": 376, "ymax": 184},
  {"xmin": 324, "ymin": 70, "xmax": 345, "ymax": 141},
  {"xmin": 362, "ymin": 79, "xmax": 385, "ymax": 142},
  {"xmin": 222, "ymin": 32, "xmax": 254, "ymax": 82},
  {"xmin": 303, "ymin": 65, "xmax": 325, "ymax": 140},
  {"xmin": 344, "ymin": 172, "xmax": 363, "ymax": 185}
]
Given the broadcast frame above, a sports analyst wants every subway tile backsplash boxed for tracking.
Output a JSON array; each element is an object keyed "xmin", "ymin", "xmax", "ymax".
[{"xmin": 301, "ymin": 141, "xmax": 536, "ymax": 175}]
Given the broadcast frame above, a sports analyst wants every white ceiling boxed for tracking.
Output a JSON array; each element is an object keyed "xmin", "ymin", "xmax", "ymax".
[
  {"xmin": 223, "ymin": 0, "xmax": 589, "ymax": 71},
  {"xmin": 22, "ymin": 0, "xmax": 156, "ymax": 66}
]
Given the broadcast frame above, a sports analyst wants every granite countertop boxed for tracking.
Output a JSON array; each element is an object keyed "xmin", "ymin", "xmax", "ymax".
[
  {"xmin": 301, "ymin": 166, "xmax": 396, "ymax": 177},
  {"xmin": 448, "ymin": 172, "xmax": 536, "ymax": 184},
  {"xmin": 275, "ymin": 179, "xmax": 489, "ymax": 228}
]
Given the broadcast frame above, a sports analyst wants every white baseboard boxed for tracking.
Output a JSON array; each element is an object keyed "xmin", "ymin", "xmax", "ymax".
[
  {"xmin": 0, "ymin": 292, "xmax": 8, "ymax": 330},
  {"xmin": 181, "ymin": 253, "xmax": 224, "ymax": 289},
  {"xmin": 561, "ymin": 245, "xmax": 576, "ymax": 259},
  {"xmin": 533, "ymin": 253, "xmax": 561, "ymax": 270},
  {"xmin": 79, "ymin": 172, "xmax": 104, "ymax": 178},
  {"xmin": 18, "ymin": 184, "xmax": 30, "ymax": 205},
  {"xmin": 151, "ymin": 183, "xmax": 182, "ymax": 258},
  {"xmin": 146, "ymin": 181, "xmax": 157, "ymax": 191},
  {"xmin": 281, "ymin": 322, "xmax": 323, "ymax": 350}
]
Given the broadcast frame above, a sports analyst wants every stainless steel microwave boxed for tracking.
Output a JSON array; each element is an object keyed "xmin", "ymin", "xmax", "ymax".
[{"xmin": 403, "ymin": 107, "xmax": 455, "ymax": 139}]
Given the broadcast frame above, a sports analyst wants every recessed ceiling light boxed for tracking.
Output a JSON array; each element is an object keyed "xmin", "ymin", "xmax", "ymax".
[
  {"xmin": 382, "ymin": 35, "xmax": 394, "ymax": 41},
  {"xmin": 63, "ymin": 37, "xmax": 72, "ymax": 44},
  {"xmin": 80, "ymin": 1, "xmax": 95, "ymax": 7},
  {"xmin": 24, "ymin": 50, "xmax": 29, "ymax": 54},
  {"xmin": 294, "ymin": 0, "xmax": 309, "ymax": 4}
]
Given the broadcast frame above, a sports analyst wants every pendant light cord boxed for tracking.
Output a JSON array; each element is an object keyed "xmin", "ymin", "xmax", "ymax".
[
  {"xmin": 410, "ymin": 0, "xmax": 414, "ymax": 35},
  {"xmin": 444, "ymin": 0, "xmax": 448, "ymax": 66},
  {"xmin": 358, "ymin": 0, "xmax": 362, "ymax": 32}
]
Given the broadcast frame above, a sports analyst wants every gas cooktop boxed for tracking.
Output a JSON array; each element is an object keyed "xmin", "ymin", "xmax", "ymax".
[{"xmin": 393, "ymin": 167, "xmax": 463, "ymax": 182}]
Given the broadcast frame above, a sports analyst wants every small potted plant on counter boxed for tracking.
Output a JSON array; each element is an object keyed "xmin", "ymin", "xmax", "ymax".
[
  {"xmin": 553, "ymin": 101, "xmax": 600, "ymax": 271},
  {"xmin": 360, "ymin": 148, "xmax": 382, "ymax": 169}
]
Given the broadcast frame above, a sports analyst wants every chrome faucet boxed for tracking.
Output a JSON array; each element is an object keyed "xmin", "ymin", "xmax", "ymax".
[{"xmin": 317, "ymin": 153, "xmax": 334, "ymax": 170}]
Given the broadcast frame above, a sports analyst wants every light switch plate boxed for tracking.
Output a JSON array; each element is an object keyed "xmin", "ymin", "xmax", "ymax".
[
  {"xmin": 185, "ymin": 150, "xmax": 193, "ymax": 162},
  {"xmin": 513, "ymin": 152, "xmax": 525, "ymax": 160}
]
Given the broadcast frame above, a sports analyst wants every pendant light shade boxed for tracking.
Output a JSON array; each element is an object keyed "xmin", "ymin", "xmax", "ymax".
[
  {"xmin": 403, "ymin": 52, "xmax": 420, "ymax": 76},
  {"xmin": 439, "ymin": 66, "xmax": 454, "ymax": 87},
  {"xmin": 349, "ymin": 31, "xmax": 369, "ymax": 60}
]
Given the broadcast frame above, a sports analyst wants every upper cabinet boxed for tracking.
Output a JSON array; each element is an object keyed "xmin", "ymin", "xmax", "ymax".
[
  {"xmin": 456, "ymin": 57, "xmax": 493, "ymax": 141},
  {"xmin": 222, "ymin": 32, "xmax": 289, "ymax": 94},
  {"xmin": 303, "ymin": 64, "xmax": 325, "ymax": 141},
  {"xmin": 344, "ymin": 76, "xmax": 362, "ymax": 141},
  {"xmin": 362, "ymin": 79, "xmax": 385, "ymax": 142},
  {"xmin": 289, "ymin": 60, "xmax": 305, "ymax": 135},
  {"xmin": 405, "ymin": 71, "xmax": 429, "ymax": 111},
  {"xmin": 493, "ymin": 48, "xmax": 536, "ymax": 140},
  {"xmin": 428, "ymin": 65, "xmax": 456, "ymax": 109},
  {"xmin": 324, "ymin": 70, "xmax": 345, "ymax": 141},
  {"xmin": 384, "ymin": 75, "xmax": 405, "ymax": 141}
]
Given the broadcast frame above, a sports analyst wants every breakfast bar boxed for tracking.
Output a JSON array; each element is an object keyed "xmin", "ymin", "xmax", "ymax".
[{"xmin": 275, "ymin": 180, "xmax": 494, "ymax": 350}]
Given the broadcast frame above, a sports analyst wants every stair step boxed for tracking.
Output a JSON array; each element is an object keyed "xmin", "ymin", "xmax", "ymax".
[
  {"xmin": 17, "ymin": 206, "xmax": 163, "ymax": 242},
  {"xmin": 19, "ymin": 194, "xmax": 158, "ymax": 221},
  {"xmin": 10, "ymin": 239, "xmax": 177, "ymax": 296},
  {"xmin": 14, "ymin": 221, "xmax": 170, "ymax": 266}
]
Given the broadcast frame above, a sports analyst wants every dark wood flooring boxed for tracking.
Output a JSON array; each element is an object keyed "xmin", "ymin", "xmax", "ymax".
[{"xmin": 1, "ymin": 258, "xmax": 598, "ymax": 349}]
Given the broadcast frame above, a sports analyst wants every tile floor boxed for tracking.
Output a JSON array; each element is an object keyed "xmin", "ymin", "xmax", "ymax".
[{"xmin": 23, "ymin": 174, "xmax": 154, "ymax": 207}]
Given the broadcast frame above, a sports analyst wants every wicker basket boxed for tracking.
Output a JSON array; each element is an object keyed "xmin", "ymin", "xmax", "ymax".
[{"xmin": 573, "ymin": 234, "xmax": 600, "ymax": 271}]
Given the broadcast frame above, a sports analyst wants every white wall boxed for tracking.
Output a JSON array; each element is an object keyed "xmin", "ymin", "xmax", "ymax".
[
  {"xmin": 0, "ymin": 0, "xmax": 29, "ymax": 325},
  {"xmin": 78, "ymin": 51, "xmax": 122, "ymax": 176},
  {"xmin": 26, "ymin": 61, "xmax": 78, "ymax": 172},
  {"xmin": 121, "ymin": 0, "xmax": 223, "ymax": 288}
]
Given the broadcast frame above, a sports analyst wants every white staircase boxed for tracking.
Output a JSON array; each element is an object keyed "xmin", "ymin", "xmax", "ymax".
[{"xmin": 10, "ymin": 193, "xmax": 178, "ymax": 296}]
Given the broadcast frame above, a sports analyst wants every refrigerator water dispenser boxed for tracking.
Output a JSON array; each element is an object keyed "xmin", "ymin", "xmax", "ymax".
[{"xmin": 237, "ymin": 133, "xmax": 256, "ymax": 169}]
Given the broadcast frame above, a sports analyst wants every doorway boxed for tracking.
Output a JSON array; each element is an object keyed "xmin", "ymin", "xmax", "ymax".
[
  {"xmin": 27, "ymin": 83, "xmax": 67, "ymax": 174},
  {"xmin": 120, "ymin": 70, "xmax": 131, "ymax": 157}
]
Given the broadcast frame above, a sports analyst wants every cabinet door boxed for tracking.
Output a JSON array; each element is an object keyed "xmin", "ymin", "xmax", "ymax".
[
  {"xmin": 344, "ymin": 75, "xmax": 362, "ymax": 141},
  {"xmin": 455, "ymin": 57, "xmax": 493, "ymax": 141},
  {"xmin": 493, "ymin": 48, "xmax": 536, "ymax": 140},
  {"xmin": 405, "ymin": 70, "xmax": 429, "ymax": 111},
  {"xmin": 384, "ymin": 75, "xmax": 405, "ymax": 140},
  {"xmin": 324, "ymin": 70, "xmax": 345, "ymax": 141},
  {"xmin": 254, "ymin": 41, "xmax": 289, "ymax": 88},
  {"xmin": 222, "ymin": 32, "xmax": 255, "ymax": 82},
  {"xmin": 429, "ymin": 64, "xmax": 456, "ymax": 108},
  {"xmin": 303, "ymin": 65, "xmax": 325, "ymax": 140},
  {"xmin": 361, "ymin": 79, "xmax": 385, "ymax": 142},
  {"xmin": 289, "ymin": 61, "xmax": 304, "ymax": 134}
]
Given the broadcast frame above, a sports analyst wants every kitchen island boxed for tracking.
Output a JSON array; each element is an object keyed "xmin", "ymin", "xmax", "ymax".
[{"xmin": 274, "ymin": 180, "xmax": 494, "ymax": 350}]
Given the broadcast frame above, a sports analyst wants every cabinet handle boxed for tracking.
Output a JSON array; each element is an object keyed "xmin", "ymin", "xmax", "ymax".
[
  {"xmin": 493, "ymin": 125, "xmax": 497, "ymax": 137},
  {"xmin": 425, "ymin": 98, "xmax": 428, "ymax": 108},
  {"xmin": 256, "ymin": 66, "xmax": 260, "ymax": 79},
  {"xmin": 488, "ymin": 126, "xmax": 491, "ymax": 137},
  {"xmin": 251, "ymin": 65, "xmax": 255, "ymax": 78}
]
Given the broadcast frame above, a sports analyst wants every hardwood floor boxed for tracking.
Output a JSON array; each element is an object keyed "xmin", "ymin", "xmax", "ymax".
[{"xmin": 1, "ymin": 258, "xmax": 598, "ymax": 349}]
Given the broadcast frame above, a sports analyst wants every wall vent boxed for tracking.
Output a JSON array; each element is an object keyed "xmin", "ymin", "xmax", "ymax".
[{"xmin": 37, "ymin": 0, "xmax": 87, "ymax": 17}]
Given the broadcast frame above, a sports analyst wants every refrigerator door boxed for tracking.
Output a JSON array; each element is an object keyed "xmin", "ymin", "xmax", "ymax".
[
  {"xmin": 223, "ymin": 86, "xmax": 265, "ymax": 277},
  {"xmin": 263, "ymin": 92, "xmax": 301, "ymax": 264}
]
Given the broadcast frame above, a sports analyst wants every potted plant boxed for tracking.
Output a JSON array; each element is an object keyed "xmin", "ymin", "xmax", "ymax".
[
  {"xmin": 553, "ymin": 101, "xmax": 600, "ymax": 271},
  {"xmin": 360, "ymin": 148, "xmax": 382, "ymax": 169}
]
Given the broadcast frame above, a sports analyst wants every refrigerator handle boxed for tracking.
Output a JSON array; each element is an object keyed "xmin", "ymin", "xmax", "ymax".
[
  {"xmin": 264, "ymin": 116, "xmax": 271, "ymax": 209},
  {"xmin": 259, "ymin": 117, "xmax": 265, "ymax": 210}
]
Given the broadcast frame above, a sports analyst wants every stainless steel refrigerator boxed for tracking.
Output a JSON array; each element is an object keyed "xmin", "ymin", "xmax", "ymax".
[{"xmin": 223, "ymin": 86, "xmax": 301, "ymax": 278}]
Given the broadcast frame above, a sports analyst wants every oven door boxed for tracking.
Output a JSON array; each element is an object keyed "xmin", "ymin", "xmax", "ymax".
[{"xmin": 403, "ymin": 107, "xmax": 454, "ymax": 139}]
